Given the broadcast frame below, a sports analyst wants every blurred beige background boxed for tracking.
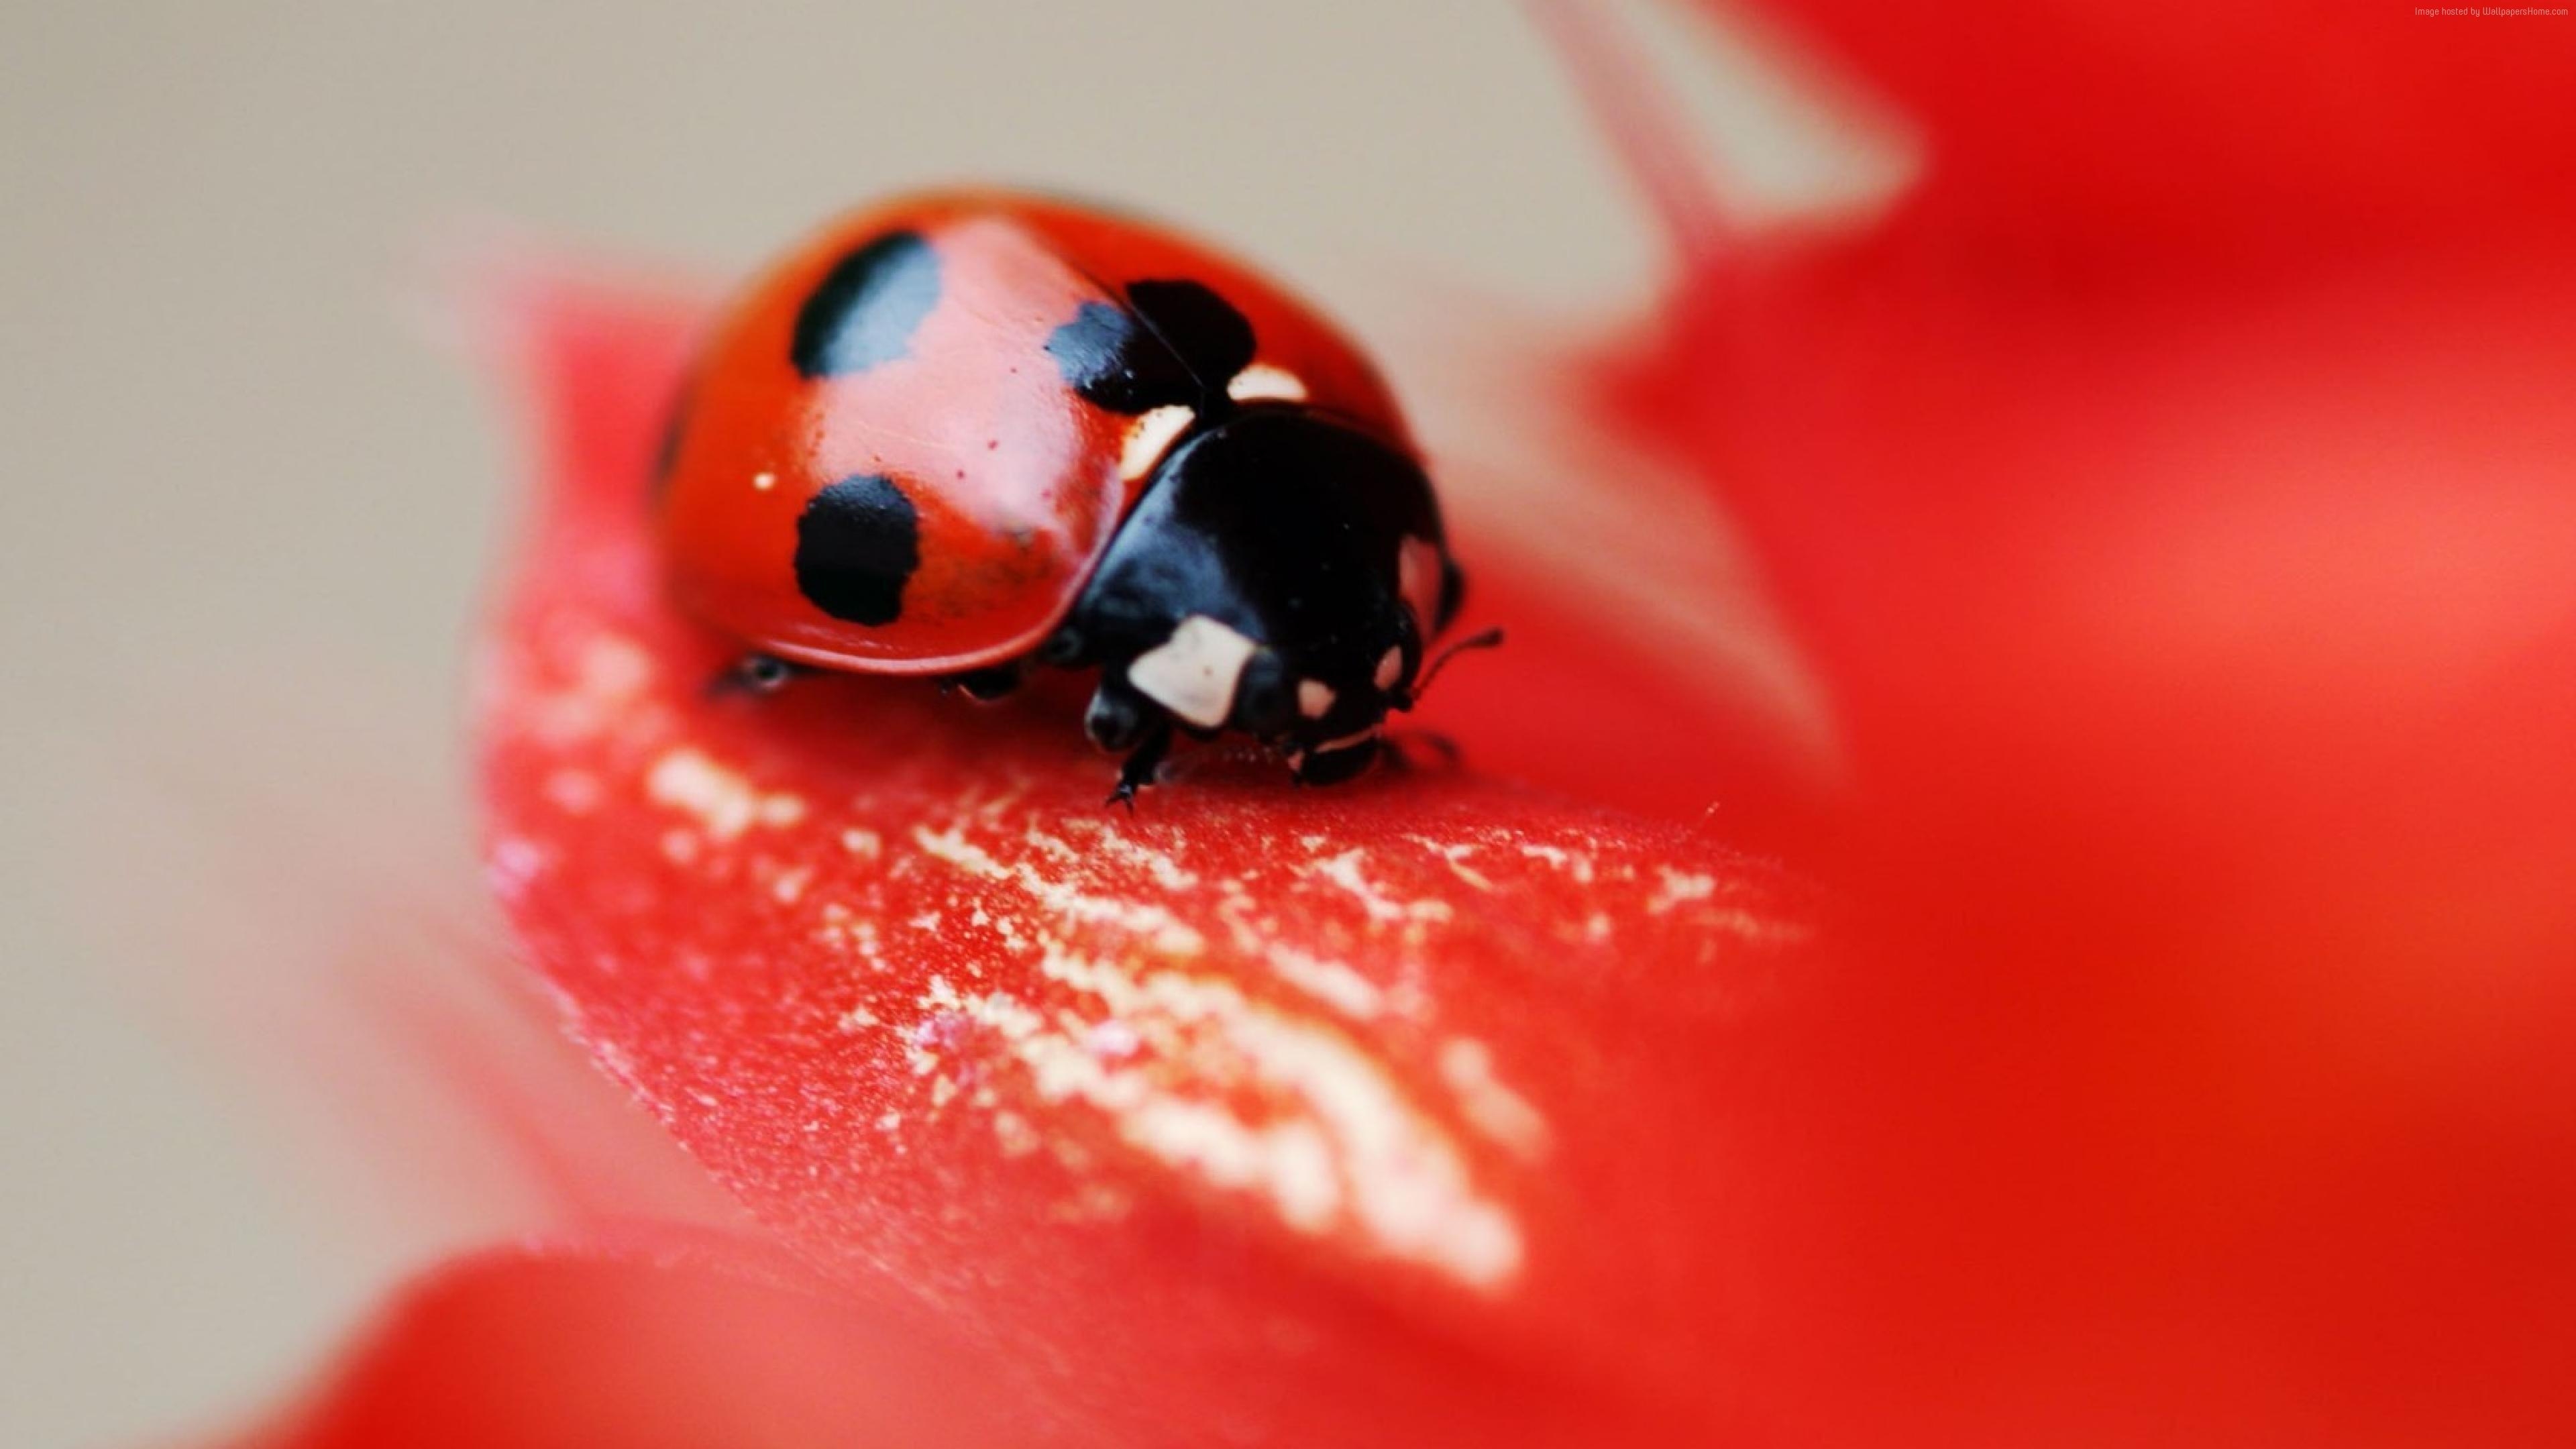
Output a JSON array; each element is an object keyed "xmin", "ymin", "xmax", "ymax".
[{"xmin": 0, "ymin": 3, "xmax": 1858, "ymax": 1444}]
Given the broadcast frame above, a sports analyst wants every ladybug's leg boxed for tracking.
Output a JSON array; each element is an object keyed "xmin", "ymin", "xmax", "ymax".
[
  {"xmin": 941, "ymin": 661, "xmax": 1026, "ymax": 701},
  {"xmin": 1085, "ymin": 676, "xmax": 1155, "ymax": 752},
  {"xmin": 1106, "ymin": 720, "xmax": 1173, "ymax": 811},
  {"xmin": 1292, "ymin": 734, "xmax": 1383, "ymax": 787},
  {"xmin": 1088, "ymin": 674, "xmax": 1174, "ymax": 808},
  {"xmin": 1378, "ymin": 730, "xmax": 1461, "ymax": 773},
  {"xmin": 708, "ymin": 652, "xmax": 806, "ymax": 698}
]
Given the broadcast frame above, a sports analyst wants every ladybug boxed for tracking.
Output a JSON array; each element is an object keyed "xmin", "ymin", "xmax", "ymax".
[{"xmin": 655, "ymin": 191, "xmax": 1494, "ymax": 802}]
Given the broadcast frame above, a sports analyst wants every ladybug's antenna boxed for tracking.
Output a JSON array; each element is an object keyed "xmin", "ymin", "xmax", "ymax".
[{"xmin": 1405, "ymin": 626, "xmax": 1505, "ymax": 706}]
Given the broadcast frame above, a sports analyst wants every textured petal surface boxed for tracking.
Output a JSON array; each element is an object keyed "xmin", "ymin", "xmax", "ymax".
[{"xmin": 470, "ymin": 268, "xmax": 1819, "ymax": 1444}]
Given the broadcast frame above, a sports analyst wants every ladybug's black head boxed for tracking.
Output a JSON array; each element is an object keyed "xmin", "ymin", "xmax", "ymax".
[
  {"xmin": 1224, "ymin": 612, "xmax": 1413, "ymax": 785},
  {"xmin": 1061, "ymin": 409, "xmax": 1462, "ymax": 786}
]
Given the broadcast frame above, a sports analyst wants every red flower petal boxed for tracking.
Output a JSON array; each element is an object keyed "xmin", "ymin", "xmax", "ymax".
[
  {"xmin": 1750, "ymin": 0, "xmax": 2576, "ymax": 258},
  {"xmin": 229, "ymin": 1236, "xmax": 1060, "ymax": 1449},
  {"xmin": 1549, "ymin": 2, "xmax": 2576, "ymax": 1441},
  {"xmin": 470, "ymin": 265, "xmax": 1819, "ymax": 1443}
]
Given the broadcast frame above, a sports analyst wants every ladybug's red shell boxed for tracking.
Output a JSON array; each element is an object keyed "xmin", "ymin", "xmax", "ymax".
[{"xmin": 656, "ymin": 193, "xmax": 1411, "ymax": 675}]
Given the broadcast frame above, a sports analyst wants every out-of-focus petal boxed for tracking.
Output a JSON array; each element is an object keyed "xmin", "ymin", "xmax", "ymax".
[
  {"xmin": 227, "ymin": 1236, "xmax": 1068, "ymax": 1449},
  {"xmin": 1746, "ymin": 0, "xmax": 2576, "ymax": 258},
  {"xmin": 470, "ymin": 264, "xmax": 1819, "ymax": 1444},
  {"xmin": 1542, "ymin": 1, "xmax": 2576, "ymax": 1442}
]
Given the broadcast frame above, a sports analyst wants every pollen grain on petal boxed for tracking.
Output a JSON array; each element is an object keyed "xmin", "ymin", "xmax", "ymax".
[
  {"xmin": 915, "ymin": 820, "xmax": 1210, "ymax": 957},
  {"xmin": 1648, "ymin": 866, "xmax": 1717, "ymax": 914},
  {"xmin": 1263, "ymin": 943, "xmax": 1391, "ymax": 1021},
  {"xmin": 1515, "ymin": 840, "xmax": 1599, "ymax": 885},
  {"xmin": 922, "ymin": 944, "xmax": 1527, "ymax": 1291},
  {"xmin": 646, "ymin": 746, "xmax": 807, "ymax": 843},
  {"xmin": 1309, "ymin": 846, "xmax": 1456, "ymax": 927},
  {"xmin": 1439, "ymin": 1038, "xmax": 1552, "ymax": 1161},
  {"xmin": 1409, "ymin": 836, "xmax": 1500, "ymax": 893}
]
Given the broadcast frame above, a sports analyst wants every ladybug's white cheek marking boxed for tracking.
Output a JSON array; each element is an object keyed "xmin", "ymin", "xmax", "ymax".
[
  {"xmin": 1397, "ymin": 535, "xmax": 1443, "ymax": 633},
  {"xmin": 1128, "ymin": 614, "xmax": 1260, "ymax": 729},
  {"xmin": 1226, "ymin": 362, "xmax": 1309, "ymax": 405},
  {"xmin": 1119, "ymin": 405, "xmax": 1196, "ymax": 482},
  {"xmin": 1297, "ymin": 680, "xmax": 1337, "ymax": 719},
  {"xmin": 1374, "ymin": 646, "xmax": 1405, "ymax": 693}
]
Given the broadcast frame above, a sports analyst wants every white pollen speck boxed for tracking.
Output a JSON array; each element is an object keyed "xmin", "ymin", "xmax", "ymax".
[
  {"xmin": 1085, "ymin": 1018, "xmax": 1142, "ymax": 1059},
  {"xmin": 1297, "ymin": 679, "xmax": 1336, "ymax": 719},
  {"xmin": 1440, "ymin": 1038, "xmax": 1552, "ymax": 1160},
  {"xmin": 840, "ymin": 827, "xmax": 882, "ymax": 859},
  {"xmin": 1119, "ymin": 404, "xmax": 1195, "ymax": 481},
  {"xmin": 578, "ymin": 635, "xmax": 653, "ymax": 698},
  {"xmin": 1091, "ymin": 832, "xmax": 1199, "ymax": 891},
  {"xmin": 914, "ymin": 822, "xmax": 1207, "ymax": 955},
  {"xmin": 543, "ymin": 769, "xmax": 602, "ymax": 814},
  {"xmin": 1413, "ymin": 839, "xmax": 1497, "ymax": 892},
  {"xmin": 752, "ymin": 471, "xmax": 776, "ymax": 490},
  {"xmin": 486, "ymin": 837, "xmax": 547, "ymax": 898},
  {"xmin": 1374, "ymin": 646, "xmax": 1404, "ymax": 692},
  {"xmin": 1311, "ymin": 847, "xmax": 1449, "ymax": 924},
  {"xmin": 912, "ymin": 825, "xmax": 1004, "ymax": 877},
  {"xmin": 1022, "ymin": 829, "xmax": 1081, "ymax": 863},
  {"xmin": 525, "ymin": 633, "xmax": 654, "ymax": 744},
  {"xmin": 1226, "ymin": 362, "xmax": 1309, "ymax": 404},
  {"xmin": 1267, "ymin": 944, "xmax": 1385, "ymax": 1018},
  {"xmin": 1650, "ymin": 867, "xmax": 1719, "ymax": 914},
  {"xmin": 648, "ymin": 747, "xmax": 804, "ymax": 841},
  {"xmin": 1127, "ymin": 615, "xmax": 1260, "ymax": 729},
  {"xmin": 1518, "ymin": 842, "xmax": 1597, "ymax": 884},
  {"xmin": 991, "ymin": 1111, "xmax": 1042, "ymax": 1157},
  {"xmin": 956, "ymin": 945, "xmax": 1523, "ymax": 1288}
]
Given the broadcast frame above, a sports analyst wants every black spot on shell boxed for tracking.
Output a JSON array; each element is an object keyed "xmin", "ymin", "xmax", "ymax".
[
  {"xmin": 1044, "ymin": 278, "xmax": 1256, "ymax": 414},
  {"xmin": 1046, "ymin": 301, "xmax": 1193, "ymax": 413},
  {"xmin": 1128, "ymin": 278, "xmax": 1256, "ymax": 384},
  {"xmin": 791, "ymin": 231, "xmax": 940, "ymax": 377},
  {"xmin": 795, "ymin": 474, "xmax": 920, "ymax": 625}
]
